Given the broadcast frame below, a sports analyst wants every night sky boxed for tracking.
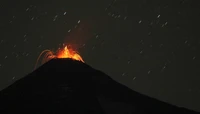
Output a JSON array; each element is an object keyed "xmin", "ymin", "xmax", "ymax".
[{"xmin": 1, "ymin": 0, "xmax": 200, "ymax": 111}]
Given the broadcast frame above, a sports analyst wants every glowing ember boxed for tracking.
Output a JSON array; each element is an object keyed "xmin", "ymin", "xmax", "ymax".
[{"xmin": 56, "ymin": 46, "xmax": 84, "ymax": 62}]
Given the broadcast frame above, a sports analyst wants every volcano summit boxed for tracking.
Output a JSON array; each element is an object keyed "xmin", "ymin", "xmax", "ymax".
[{"xmin": 0, "ymin": 58, "xmax": 199, "ymax": 114}]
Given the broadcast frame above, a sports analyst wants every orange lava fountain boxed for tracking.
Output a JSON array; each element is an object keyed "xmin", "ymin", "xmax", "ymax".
[
  {"xmin": 34, "ymin": 45, "xmax": 84, "ymax": 70},
  {"xmin": 56, "ymin": 45, "xmax": 84, "ymax": 62}
]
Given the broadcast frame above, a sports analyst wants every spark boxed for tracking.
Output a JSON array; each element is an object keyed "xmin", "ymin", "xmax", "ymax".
[{"xmin": 34, "ymin": 50, "xmax": 55, "ymax": 69}]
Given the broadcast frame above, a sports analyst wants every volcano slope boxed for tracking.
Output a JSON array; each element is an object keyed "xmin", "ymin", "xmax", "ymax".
[{"xmin": 0, "ymin": 58, "xmax": 199, "ymax": 114}]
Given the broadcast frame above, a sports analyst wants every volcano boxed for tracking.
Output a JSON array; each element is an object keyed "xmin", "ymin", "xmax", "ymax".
[{"xmin": 0, "ymin": 58, "xmax": 199, "ymax": 114}]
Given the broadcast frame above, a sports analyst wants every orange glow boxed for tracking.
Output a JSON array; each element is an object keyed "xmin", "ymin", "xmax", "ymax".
[
  {"xmin": 56, "ymin": 45, "xmax": 84, "ymax": 62},
  {"xmin": 34, "ymin": 45, "xmax": 84, "ymax": 70}
]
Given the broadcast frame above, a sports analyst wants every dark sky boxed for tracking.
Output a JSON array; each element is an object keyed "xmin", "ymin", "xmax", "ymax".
[{"xmin": 0, "ymin": 0, "xmax": 200, "ymax": 111}]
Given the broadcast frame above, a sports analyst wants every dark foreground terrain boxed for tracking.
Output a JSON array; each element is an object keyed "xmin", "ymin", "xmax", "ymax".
[{"xmin": 0, "ymin": 58, "xmax": 199, "ymax": 114}]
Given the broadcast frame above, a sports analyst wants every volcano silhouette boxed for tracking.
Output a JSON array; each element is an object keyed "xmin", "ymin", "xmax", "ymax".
[{"xmin": 0, "ymin": 58, "xmax": 199, "ymax": 114}]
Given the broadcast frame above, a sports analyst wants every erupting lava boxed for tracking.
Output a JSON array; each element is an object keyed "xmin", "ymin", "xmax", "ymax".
[
  {"xmin": 34, "ymin": 45, "xmax": 84, "ymax": 69},
  {"xmin": 56, "ymin": 46, "xmax": 84, "ymax": 62}
]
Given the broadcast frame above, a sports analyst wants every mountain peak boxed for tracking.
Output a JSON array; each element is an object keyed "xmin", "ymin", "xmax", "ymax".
[{"xmin": 0, "ymin": 58, "xmax": 199, "ymax": 114}]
